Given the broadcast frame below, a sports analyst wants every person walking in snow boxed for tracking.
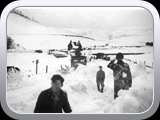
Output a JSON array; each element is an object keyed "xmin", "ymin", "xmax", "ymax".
[
  {"xmin": 34, "ymin": 74, "xmax": 72, "ymax": 113},
  {"xmin": 96, "ymin": 66, "xmax": 105, "ymax": 93},
  {"xmin": 107, "ymin": 52, "xmax": 132, "ymax": 99}
]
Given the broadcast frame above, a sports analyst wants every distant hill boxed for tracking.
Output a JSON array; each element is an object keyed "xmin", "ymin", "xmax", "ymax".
[{"xmin": 7, "ymin": 13, "xmax": 153, "ymax": 50}]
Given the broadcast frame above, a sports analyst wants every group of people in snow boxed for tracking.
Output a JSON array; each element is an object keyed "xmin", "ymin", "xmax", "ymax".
[
  {"xmin": 34, "ymin": 52, "xmax": 132, "ymax": 113},
  {"xmin": 67, "ymin": 40, "xmax": 83, "ymax": 56}
]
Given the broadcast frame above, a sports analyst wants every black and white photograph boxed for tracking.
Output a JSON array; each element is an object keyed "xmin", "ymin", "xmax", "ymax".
[{"xmin": 7, "ymin": 7, "xmax": 154, "ymax": 113}]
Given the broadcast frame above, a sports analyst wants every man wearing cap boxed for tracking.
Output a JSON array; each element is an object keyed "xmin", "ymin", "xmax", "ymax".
[{"xmin": 107, "ymin": 52, "xmax": 132, "ymax": 99}]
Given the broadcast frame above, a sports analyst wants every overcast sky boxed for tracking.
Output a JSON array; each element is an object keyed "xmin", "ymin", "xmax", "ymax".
[{"xmin": 15, "ymin": 7, "xmax": 153, "ymax": 29}]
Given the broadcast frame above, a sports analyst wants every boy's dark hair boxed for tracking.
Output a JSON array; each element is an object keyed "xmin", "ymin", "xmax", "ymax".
[
  {"xmin": 51, "ymin": 74, "xmax": 64, "ymax": 83},
  {"xmin": 99, "ymin": 66, "xmax": 102, "ymax": 69},
  {"xmin": 116, "ymin": 52, "xmax": 124, "ymax": 60}
]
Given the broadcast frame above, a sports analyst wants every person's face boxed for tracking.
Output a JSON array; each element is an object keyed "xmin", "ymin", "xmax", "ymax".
[
  {"xmin": 116, "ymin": 58, "xmax": 122, "ymax": 61},
  {"xmin": 51, "ymin": 80, "xmax": 62, "ymax": 92}
]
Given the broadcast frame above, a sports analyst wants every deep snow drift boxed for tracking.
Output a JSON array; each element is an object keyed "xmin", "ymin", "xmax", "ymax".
[{"xmin": 7, "ymin": 52, "xmax": 153, "ymax": 114}]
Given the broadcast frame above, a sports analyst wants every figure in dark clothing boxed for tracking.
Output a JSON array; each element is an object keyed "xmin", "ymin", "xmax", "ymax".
[
  {"xmin": 74, "ymin": 41, "xmax": 83, "ymax": 56},
  {"xmin": 77, "ymin": 41, "xmax": 82, "ymax": 50},
  {"xmin": 34, "ymin": 74, "xmax": 72, "ymax": 113},
  {"xmin": 75, "ymin": 47, "xmax": 82, "ymax": 56},
  {"xmin": 107, "ymin": 53, "xmax": 132, "ymax": 99},
  {"xmin": 96, "ymin": 66, "xmax": 105, "ymax": 93},
  {"xmin": 68, "ymin": 40, "xmax": 73, "ymax": 51}
]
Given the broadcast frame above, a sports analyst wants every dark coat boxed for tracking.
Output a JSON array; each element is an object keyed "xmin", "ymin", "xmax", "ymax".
[
  {"xmin": 107, "ymin": 60, "xmax": 132, "ymax": 87},
  {"xmin": 96, "ymin": 70, "xmax": 105, "ymax": 82},
  {"xmin": 68, "ymin": 42, "xmax": 73, "ymax": 51},
  {"xmin": 107, "ymin": 60, "xmax": 132, "ymax": 99},
  {"xmin": 34, "ymin": 88, "xmax": 72, "ymax": 113}
]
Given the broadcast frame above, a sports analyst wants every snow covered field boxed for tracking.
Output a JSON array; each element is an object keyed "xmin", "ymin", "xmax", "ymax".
[
  {"xmin": 7, "ymin": 9, "xmax": 154, "ymax": 114},
  {"xmin": 7, "ymin": 50, "xmax": 153, "ymax": 114}
]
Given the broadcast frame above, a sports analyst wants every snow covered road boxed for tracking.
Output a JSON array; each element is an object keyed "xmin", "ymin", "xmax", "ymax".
[{"xmin": 7, "ymin": 56, "xmax": 153, "ymax": 114}]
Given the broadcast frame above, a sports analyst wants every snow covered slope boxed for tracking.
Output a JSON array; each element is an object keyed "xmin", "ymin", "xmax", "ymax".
[
  {"xmin": 7, "ymin": 13, "xmax": 105, "ymax": 50},
  {"xmin": 7, "ymin": 13, "xmax": 153, "ymax": 50}
]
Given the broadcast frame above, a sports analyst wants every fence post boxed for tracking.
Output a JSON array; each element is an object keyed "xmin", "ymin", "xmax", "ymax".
[
  {"xmin": 46, "ymin": 65, "xmax": 48, "ymax": 73},
  {"xmin": 144, "ymin": 61, "xmax": 146, "ymax": 65},
  {"xmin": 36, "ymin": 59, "xmax": 39, "ymax": 74}
]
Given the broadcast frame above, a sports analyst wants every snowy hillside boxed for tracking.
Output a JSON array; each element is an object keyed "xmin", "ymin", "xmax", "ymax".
[
  {"xmin": 7, "ymin": 13, "xmax": 153, "ymax": 50},
  {"xmin": 7, "ymin": 13, "xmax": 105, "ymax": 50}
]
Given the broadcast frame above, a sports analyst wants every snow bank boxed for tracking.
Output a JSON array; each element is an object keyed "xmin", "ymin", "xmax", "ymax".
[
  {"xmin": 62, "ymin": 59, "xmax": 153, "ymax": 113},
  {"xmin": 103, "ymin": 62, "xmax": 153, "ymax": 113},
  {"xmin": 7, "ymin": 51, "xmax": 153, "ymax": 114}
]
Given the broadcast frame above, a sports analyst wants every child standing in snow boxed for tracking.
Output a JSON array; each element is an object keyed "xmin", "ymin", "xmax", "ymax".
[
  {"xmin": 96, "ymin": 66, "xmax": 105, "ymax": 93},
  {"xmin": 107, "ymin": 52, "xmax": 132, "ymax": 99}
]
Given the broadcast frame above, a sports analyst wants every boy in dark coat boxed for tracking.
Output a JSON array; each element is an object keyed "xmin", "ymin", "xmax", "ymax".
[
  {"xmin": 34, "ymin": 74, "xmax": 72, "ymax": 113},
  {"xmin": 96, "ymin": 66, "xmax": 105, "ymax": 93},
  {"xmin": 107, "ymin": 53, "xmax": 132, "ymax": 99}
]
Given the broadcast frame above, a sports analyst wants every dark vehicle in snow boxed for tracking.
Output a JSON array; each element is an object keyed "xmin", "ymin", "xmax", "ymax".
[
  {"xmin": 71, "ymin": 56, "xmax": 87, "ymax": 69},
  {"xmin": 92, "ymin": 53, "xmax": 111, "ymax": 61}
]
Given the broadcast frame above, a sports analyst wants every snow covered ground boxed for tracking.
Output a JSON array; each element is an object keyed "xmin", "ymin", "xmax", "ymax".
[
  {"xmin": 6, "ymin": 11, "xmax": 154, "ymax": 114},
  {"xmin": 7, "ymin": 50, "xmax": 153, "ymax": 114}
]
